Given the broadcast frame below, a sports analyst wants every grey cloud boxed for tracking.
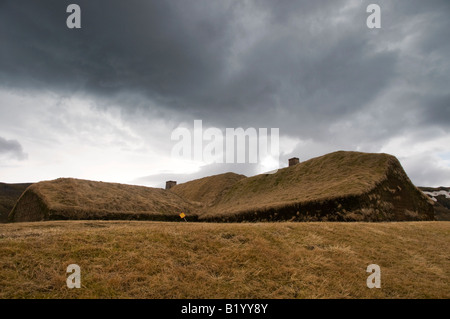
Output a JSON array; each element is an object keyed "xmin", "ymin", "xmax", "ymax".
[
  {"xmin": 0, "ymin": 1, "xmax": 235, "ymax": 99},
  {"xmin": 411, "ymin": 98, "xmax": 450, "ymax": 137},
  {"xmin": 0, "ymin": 137, "xmax": 27, "ymax": 160},
  {"xmin": 1, "ymin": 0, "xmax": 449, "ymax": 185},
  {"xmin": 1, "ymin": 1, "xmax": 447, "ymax": 136},
  {"xmin": 402, "ymin": 154, "xmax": 450, "ymax": 187}
]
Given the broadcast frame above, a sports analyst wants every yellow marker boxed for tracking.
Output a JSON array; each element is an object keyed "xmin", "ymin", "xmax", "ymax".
[{"xmin": 179, "ymin": 212, "xmax": 186, "ymax": 219}]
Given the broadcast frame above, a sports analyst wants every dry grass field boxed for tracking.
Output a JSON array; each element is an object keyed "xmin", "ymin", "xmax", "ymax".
[{"xmin": 0, "ymin": 220, "xmax": 448, "ymax": 299}]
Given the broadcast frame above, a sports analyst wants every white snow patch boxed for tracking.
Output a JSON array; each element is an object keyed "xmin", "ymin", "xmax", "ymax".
[{"xmin": 423, "ymin": 190, "xmax": 450, "ymax": 202}]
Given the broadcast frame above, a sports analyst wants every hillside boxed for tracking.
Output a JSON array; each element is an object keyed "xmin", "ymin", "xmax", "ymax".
[
  {"xmin": 8, "ymin": 151, "xmax": 434, "ymax": 222},
  {"xmin": 0, "ymin": 221, "xmax": 448, "ymax": 298},
  {"xmin": 182, "ymin": 151, "xmax": 434, "ymax": 222},
  {"xmin": 8, "ymin": 178, "xmax": 194, "ymax": 222},
  {"xmin": 170, "ymin": 172, "xmax": 246, "ymax": 207},
  {"xmin": 0, "ymin": 183, "xmax": 31, "ymax": 223},
  {"xmin": 419, "ymin": 187, "xmax": 450, "ymax": 221}
]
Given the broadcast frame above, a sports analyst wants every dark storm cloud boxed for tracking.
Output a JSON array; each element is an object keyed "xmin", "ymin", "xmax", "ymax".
[
  {"xmin": 0, "ymin": 136, "xmax": 27, "ymax": 160},
  {"xmin": 0, "ymin": 0, "xmax": 449, "ymax": 140},
  {"xmin": 0, "ymin": 0, "xmax": 235, "ymax": 102},
  {"xmin": 417, "ymin": 94, "xmax": 450, "ymax": 129}
]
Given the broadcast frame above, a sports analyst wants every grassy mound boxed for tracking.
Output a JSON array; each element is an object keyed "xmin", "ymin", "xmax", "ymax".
[
  {"xmin": 8, "ymin": 151, "xmax": 434, "ymax": 222},
  {"xmin": 8, "ymin": 178, "xmax": 194, "ymax": 222},
  {"xmin": 170, "ymin": 172, "xmax": 246, "ymax": 207},
  {"xmin": 191, "ymin": 151, "xmax": 433, "ymax": 221},
  {"xmin": 0, "ymin": 183, "xmax": 31, "ymax": 223},
  {"xmin": 0, "ymin": 220, "xmax": 448, "ymax": 298}
]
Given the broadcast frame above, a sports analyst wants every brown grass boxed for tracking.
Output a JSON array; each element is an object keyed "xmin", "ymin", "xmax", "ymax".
[
  {"xmin": 0, "ymin": 183, "xmax": 31, "ymax": 222},
  {"xmin": 9, "ymin": 178, "xmax": 194, "ymax": 222},
  {"xmin": 180, "ymin": 151, "xmax": 432, "ymax": 221},
  {"xmin": 0, "ymin": 220, "xmax": 448, "ymax": 298},
  {"xmin": 170, "ymin": 172, "xmax": 246, "ymax": 207},
  {"xmin": 8, "ymin": 151, "xmax": 434, "ymax": 222},
  {"xmin": 205, "ymin": 151, "xmax": 399, "ymax": 217}
]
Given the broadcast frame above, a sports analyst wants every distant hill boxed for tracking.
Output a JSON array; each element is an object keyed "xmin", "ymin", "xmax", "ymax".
[
  {"xmin": 9, "ymin": 151, "xmax": 435, "ymax": 222},
  {"xmin": 0, "ymin": 183, "xmax": 31, "ymax": 222},
  {"xmin": 419, "ymin": 187, "xmax": 450, "ymax": 221}
]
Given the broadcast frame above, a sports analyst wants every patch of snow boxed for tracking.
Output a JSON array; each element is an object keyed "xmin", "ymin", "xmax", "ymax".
[{"xmin": 423, "ymin": 190, "xmax": 450, "ymax": 201}]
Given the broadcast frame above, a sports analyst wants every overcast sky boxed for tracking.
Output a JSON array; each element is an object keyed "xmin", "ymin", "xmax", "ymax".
[{"xmin": 0, "ymin": 0, "xmax": 449, "ymax": 187}]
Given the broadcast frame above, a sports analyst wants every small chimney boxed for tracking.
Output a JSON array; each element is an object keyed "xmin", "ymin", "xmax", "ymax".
[
  {"xmin": 165, "ymin": 181, "xmax": 177, "ymax": 190},
  {"xmin": 289, "ymin": 157, "xmax": 299, "ymax": 167}
]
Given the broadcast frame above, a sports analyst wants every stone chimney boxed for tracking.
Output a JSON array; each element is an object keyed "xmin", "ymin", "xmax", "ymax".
[
  {"xmin": 165, "ymin": 181, "xmax": 177, "ymax": 190},
  {"xmin": 289, "ymin": 157, "xmax": 299, "ymax": 167}
]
